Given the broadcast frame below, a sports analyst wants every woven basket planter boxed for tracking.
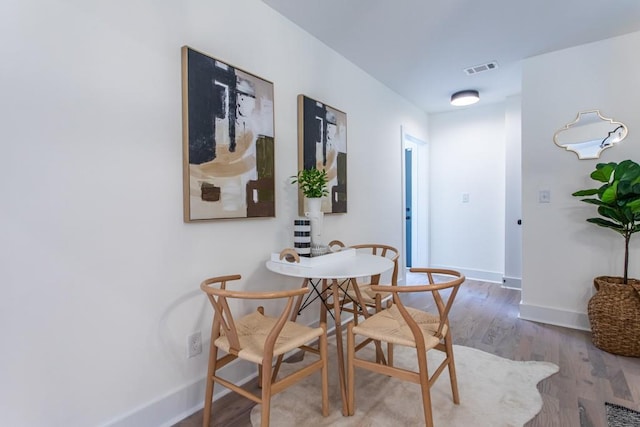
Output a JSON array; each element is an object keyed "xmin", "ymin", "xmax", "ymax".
[{"xmin": 588, "ymin": 276, "xmax": 640, "ymax": 357}]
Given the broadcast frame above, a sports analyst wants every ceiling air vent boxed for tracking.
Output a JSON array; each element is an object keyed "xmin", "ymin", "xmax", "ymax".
[{"xmin": 464, "ymin": 61, "xmax": 499, "ymax": 76}]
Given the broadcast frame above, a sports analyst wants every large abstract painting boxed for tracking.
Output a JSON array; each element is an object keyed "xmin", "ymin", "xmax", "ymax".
[
  {"xmin": 181, "ymin": 46, "xmax": 275, "ymax": 221},
  {"xmin": 297, "ymin": 95, "xmax": 347, "ymax": 215}
]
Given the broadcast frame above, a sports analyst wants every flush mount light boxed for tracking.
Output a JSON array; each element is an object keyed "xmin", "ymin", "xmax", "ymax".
[{"xmin": 450, "ymin": 90, "xmax": 480, "ymax": 106}]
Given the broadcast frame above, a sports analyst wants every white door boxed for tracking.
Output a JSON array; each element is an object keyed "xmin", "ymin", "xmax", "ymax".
[{"xmin": 504, "ymin": 97, "xmax": 522, "ymax": 288}]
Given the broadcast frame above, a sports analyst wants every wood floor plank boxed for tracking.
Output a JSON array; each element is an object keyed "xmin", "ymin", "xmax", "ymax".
[
  {"xmin": 609, "ymin": 368, "xmax": 633, "ymax": 401},
  {"xmin": 619, "ymin": 355, "xmax": 640, "ymax": 376},
  {"xmin": 627, "ymin": 372, "xmax": 640, "ymax": 404},
  {"xmin": 174, "ymin": 278, "xmax": 640, "ymax": 427},
  {"xmin": 529, "ymin": 392, "xmax": 560, "ymax": 427},
  {"xmin": 578, "ymin": 397, "xmax": 606, "ymax": 427}
]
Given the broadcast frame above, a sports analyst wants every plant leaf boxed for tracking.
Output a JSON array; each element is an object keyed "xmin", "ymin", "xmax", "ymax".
[
  {"xmin": 591, "ymin": 163, "xmax": 616, "ymax": 183},
  {"xmin": 627, "ymin": 199, "xmax": 640, "ymax": 211},
  {"xmin": 572, "ymin": 189, "xmax": 599, "ymax": 197},
  {"xmin": 601, "ymin": 181, "xmax": 618, "ymax": 204},
  {"xmin": 580, "ymin": 198, "xmax": 606, "ymax": 206},
  {"xmin": 586, "ymin": 217, "xmax": 625, "ymax": 233},
  {"xmin": 597, "ymin": 206, "xmax": 623, "ymax": 223}
]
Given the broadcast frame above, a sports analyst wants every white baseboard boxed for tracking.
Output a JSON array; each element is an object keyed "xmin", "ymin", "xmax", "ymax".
[
  {"xmin": 430, "ymin": 264, "xmax": 503, "ymax": 284},
  {"xmin": 101, "ymin": 320, "xmax": 337, "ymax": 427},
  {"xmin": 502, "ymin": 276, "xmax": 521, "ymax": 289},
  {"xmin": 100, "ymin": 359, "xmax": 255, "ymax": 427},
  {"xmin": 519, "ymin": 302, "xmax": 591, "ymax": 331}
]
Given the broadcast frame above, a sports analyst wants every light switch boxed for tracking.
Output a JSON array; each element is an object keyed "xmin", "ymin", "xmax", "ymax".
[{"xmin": 539, "ymin": 190, "xmax": 551, "ymax": 203}]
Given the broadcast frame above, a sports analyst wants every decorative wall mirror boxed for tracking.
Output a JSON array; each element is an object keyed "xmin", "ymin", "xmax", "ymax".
[{"xmin": 553, "ymin": 110, "xmax": 628, "ymax": 159}]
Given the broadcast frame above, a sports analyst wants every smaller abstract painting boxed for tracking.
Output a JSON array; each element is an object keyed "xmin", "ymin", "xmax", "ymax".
[
  {"xmin": 181, "ymin": 46, "xmax": 275, "ymax": 221},
  {"xmin": 297, "ymin": 95, "xmax": 347, "ymax": 215}
]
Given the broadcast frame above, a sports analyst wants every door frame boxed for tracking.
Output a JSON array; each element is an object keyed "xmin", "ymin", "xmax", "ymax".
[{"xmin": 401, "ymin": 128, "xmax": 429, "ymax": 279}]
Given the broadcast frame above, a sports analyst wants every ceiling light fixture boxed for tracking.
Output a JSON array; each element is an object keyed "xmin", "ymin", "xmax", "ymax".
[{"xmin": 450, "ymin": 90, "xmax": 480, "ymax": 107}]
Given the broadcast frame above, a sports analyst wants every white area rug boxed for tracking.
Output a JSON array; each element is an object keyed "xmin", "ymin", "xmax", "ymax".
[{"xmin": 250, "ymin": 343, "xmax": 558, "ymax": 427}]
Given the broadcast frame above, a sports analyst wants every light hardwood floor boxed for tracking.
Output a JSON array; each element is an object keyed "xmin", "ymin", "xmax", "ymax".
[{"xmin": 174, "ymin": 278, "xmax": 640, "ymax": 427}]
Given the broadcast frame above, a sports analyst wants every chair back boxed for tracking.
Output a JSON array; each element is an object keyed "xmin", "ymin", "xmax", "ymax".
[{"xmin": 350, "ymin": 243, "xmax": 399, "ymax": 286}]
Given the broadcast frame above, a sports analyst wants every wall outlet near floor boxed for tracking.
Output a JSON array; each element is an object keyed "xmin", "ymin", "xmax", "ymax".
[{"xmin": 187, "ymin": 331, "xmax": 202, "ymax": 358}]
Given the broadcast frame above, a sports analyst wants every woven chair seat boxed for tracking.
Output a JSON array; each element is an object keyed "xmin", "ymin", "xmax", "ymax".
[
  {"xmin": 352, "ymin": 305, "xmax": 447, "ymax": 349},
  {"xmin": 215, "ymin": 311, "xmax": 325, "ymax": 364}
]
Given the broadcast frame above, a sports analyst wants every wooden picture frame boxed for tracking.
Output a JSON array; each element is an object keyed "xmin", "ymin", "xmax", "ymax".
[
  {"xmin": 297, "ymin": 95, "xmax": 347, "ymax": 215},
  {"xmin": 181, "ymin": 46, "xmax": 275, "ymax": 221}
]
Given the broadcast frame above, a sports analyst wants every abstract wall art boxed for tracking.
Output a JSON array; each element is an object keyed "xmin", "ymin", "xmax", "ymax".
[
  {"xmin": 181, "ymin": 46, "xmax": 275, "ymax": 221},
  {"xmin": 297, "ymin": 95, "xmax": 347, "ymax": 215}
]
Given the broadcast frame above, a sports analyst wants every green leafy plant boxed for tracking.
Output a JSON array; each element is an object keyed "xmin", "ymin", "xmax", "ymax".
[
  {"xmin": 572, "ymin": 160, "xmax": 640, "ymax": 284},
  {"xmin": 291, "ymin": 167, "xmax": 328, "ymax": 198}
]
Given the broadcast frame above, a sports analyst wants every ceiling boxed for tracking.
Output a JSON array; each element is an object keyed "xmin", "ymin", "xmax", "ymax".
[{"xmin": 262, "ymin": 0, "xmax": 640, "ymax": 114}]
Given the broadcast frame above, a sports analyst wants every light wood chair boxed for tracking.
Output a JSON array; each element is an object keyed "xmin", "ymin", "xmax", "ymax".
[
  {"xmin": 200, "ymin": 274, "xmax": 329, "ymax": 427},
  {"xmin": 328, "ymin": 241, "xmax": 399, "ymax": 319},
  {"xmin": 328, "ymin": 241, "xmax": 399, "ymax": 364},
  {"xmin": 347, "ymin": 268, "xmax": 465, "ymax": 427}
]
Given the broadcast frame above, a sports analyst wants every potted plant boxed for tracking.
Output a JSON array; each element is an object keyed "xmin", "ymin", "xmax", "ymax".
[
  {"xmin": 291, "ymin": 167, "xmax": 329, "ymax": 199},
  {"xmin": 291, "ymin": 167, "xmax": 329, "ymax": 213},
  {"xmin": 572, "ymin": 159, "xmax": 640, "ymax": 356},
  {"xmin": 291, "ymin": 168, "xmax": 328, "ymax": 249}
]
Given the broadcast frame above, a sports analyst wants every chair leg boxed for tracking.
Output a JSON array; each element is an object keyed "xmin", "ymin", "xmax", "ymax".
[
  {"xmin": 319, "ymin": 324, "xmax": 330, "ymax": 416},
  {"xmin": 260, "ymin": 362, "xmax": 273, "ymax": 427},
  {"xmin": 257, "ymin": 307, "xmax": 266, "ymax": 372},
  {"xmin": 268, "ymin": 354, "xmax": 284, "ymax": 383},
  {"xmin": 386, "ymin": 299, "xmax": 393, "ymax": 367},
  {"xmin": 351, "ymin": 298, "xmax": 359, "ymax": 326},
  {"xmin": 416, "ymin": 350, "xmax": 434, "ymax": 427},
  {"xmin": 347, "ymin": 323, "xmax": 356, "ymax": 415},
  {"xmin": 202, "ymin": 345, "xmax": 219, "ymax": 427},
  {"xmin": 444, "ymin": 332, "xmax": 460, "ymax": 404},
  {"xmin": 320, "ymin": 279, "xmax": 328, "ymax": 326}
]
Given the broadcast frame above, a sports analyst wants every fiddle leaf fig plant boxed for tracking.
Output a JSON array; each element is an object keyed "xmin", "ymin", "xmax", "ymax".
[
  {"xmin": 291, "ymin": 167, "xmax": 329, "ymax": 198},
  {"xmin": 572, "ymin": 160, "xmax": 640, "ymax": 284}
]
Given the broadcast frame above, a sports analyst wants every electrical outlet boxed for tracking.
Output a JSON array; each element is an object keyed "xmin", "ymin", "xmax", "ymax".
[{"xmin": 187, "ymin": 331, "xmax": 202, "ymax": 358}]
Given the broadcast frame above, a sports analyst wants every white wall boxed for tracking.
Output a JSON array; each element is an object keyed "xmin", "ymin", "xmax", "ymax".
[
  {"xmin": 0, "ymin": 1, "xmax": 428, "ymax": 426},
  {"xmin": 428, "ymin": 104, "xmax": 506, "ymax": 282},
  {"xmin": 520, "ymin": 31, "xmax": 640, "ymax": 330}
]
